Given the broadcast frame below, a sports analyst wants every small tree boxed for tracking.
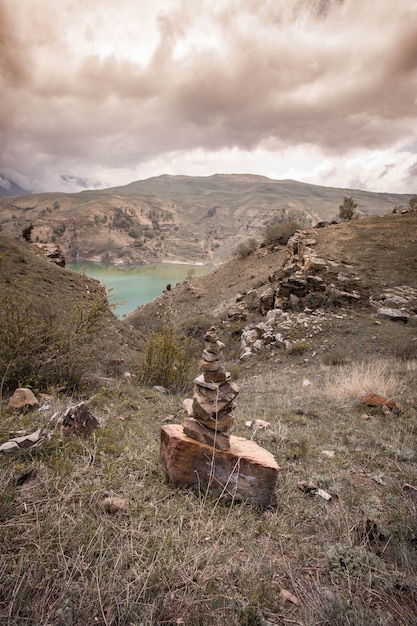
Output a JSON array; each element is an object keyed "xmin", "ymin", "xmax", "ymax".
[
  {"xmin": 22, "ymin": 224, "xmax": 34, "ymax": 242},
  {"xmin": 339, "ymin": 196, "xmax": 357, "ymax": 221}
]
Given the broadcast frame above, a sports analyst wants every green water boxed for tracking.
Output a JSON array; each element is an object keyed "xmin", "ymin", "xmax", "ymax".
[{"xmin": 68, "ymin": 262, "xmax": 210, "ymax": 317}]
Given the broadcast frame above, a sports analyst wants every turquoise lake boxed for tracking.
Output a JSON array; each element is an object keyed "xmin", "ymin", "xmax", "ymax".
[{"xmin": 68, "ymin": 262, "xmax": 210, "ymax": 317}]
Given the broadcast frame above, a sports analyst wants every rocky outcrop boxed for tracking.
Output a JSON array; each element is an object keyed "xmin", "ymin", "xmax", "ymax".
[
  {"xmin": 372, "ymin": 285, "xmax": 417, "ymax": 323},
  {"xmin": 34, "ymin": 242, "xmax": 66, "ymax": 267}
]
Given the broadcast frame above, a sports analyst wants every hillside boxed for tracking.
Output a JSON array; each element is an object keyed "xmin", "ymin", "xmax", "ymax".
[
  {"xmin": 1, "ymin": 212, "xmax": 417, "ymax": 625},
  {"xmin": 0, "ymin": 235, "xmax": 139, "ymax": 392},
  {"xmin": 127, "ymin": 212, "xmax": 417, "ymax": 365},
  {"xmin": 0, "ymin": 174, "xmax": 412, "ymax": 265}
]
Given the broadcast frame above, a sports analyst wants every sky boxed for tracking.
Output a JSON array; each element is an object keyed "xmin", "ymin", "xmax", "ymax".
[{"xmin": 1, "ymin": 0, "xmax": 417, "ymax": 195}]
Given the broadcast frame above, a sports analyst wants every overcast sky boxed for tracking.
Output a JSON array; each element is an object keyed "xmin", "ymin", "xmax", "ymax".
[{"xmin": 1, "ymin": 0, "xmax": 417, "ymax": 194}]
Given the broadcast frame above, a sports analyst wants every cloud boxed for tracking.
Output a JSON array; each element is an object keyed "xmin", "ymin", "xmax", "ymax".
[{"xmin": 0, "ymin": 0, "xmax": 416, "ymax": 193}]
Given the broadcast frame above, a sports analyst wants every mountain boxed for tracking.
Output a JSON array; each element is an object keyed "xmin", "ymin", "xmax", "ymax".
[
  {"xmin": 0, "ymin": 174, "xmax": 412, "ymax": 264},
  {"xmin": 0, "ymin": 175, "xmax": 28, "ymax": 198}
]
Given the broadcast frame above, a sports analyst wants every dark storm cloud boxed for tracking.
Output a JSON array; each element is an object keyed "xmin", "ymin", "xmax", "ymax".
[{"xmin": 0, "ymin": 0, "xmax": 416, "ymax": 192}]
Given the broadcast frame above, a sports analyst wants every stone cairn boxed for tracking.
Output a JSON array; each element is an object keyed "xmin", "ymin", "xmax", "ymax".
[
  {"xmin": 182, "ymin": 327, "xmax": 239, "ymax": 451},
  {"xmin": 160, "ymin": 327, "xmax": 280, "ymax": 506}
]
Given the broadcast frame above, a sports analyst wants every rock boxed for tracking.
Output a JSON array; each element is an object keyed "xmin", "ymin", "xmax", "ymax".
[
  {"xmin": 280, "ymin": 589, "xmax": 300, "ymax": 605},
  {"xmin": 259, "ymin": 287, "xmax": 275, "ymax": 314},
  {"xmin": 403, "ymin": 483, "xmax": 417, "ymax": 501},
  {"xmin": 153, "ymin": 385, "xmax": 169, "ymax": 394},
  {"xmin": 34, "ymin": 242, "xmax": 66, "ymax": 267},
  {"xmin": 265, "ymin": 308, "xmax": 284, "ymax": 325},
  {"xmin": 7, "ymin": 388, "xmax": 39, "ymax": 411},
  {"xmin": 253, "ymin": 419, "xmax": 271, "ymax": 430},
  {"xmin": 362, "ymin": 392, "xmax": 403, "ymax": 413},
  {"xmin": 0, "ymin": 429, "xmax": 50, "ymax": 454},
  {"xmin": 160, "ymin": 424, "xmax": 280, "ymax": 507},
  {"xmin": 376, "ymin": 307, "xmax": 409, "ymax": 323},
  {"xmin": 183, "ymin": 417, "xmax": 231, "ymax": 451},
  {"xmin": 101, "ymin": 495, "xmax": 127, "ymax": 514},
  {"xmin": 61, "ymin": 402, "xmax": 99, "ymax": 437}
]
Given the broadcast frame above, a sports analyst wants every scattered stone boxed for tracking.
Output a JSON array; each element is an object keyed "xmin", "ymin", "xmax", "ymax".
[
  {"xmin": 403, "ymin": 483, "xmax": 417, "ymax": 501},
  {"xmin": 298, "ymin": 480, "xmax": 318, "ymax": 493},
  {"xmin": 101, "ymin": 495, "xmax": 127, "ymax": 514},
  {"xmin": 153, "ymin": 385, "xmax": 169, "ymax": 394},
  {"xmin": 322, "ymin": 450, "xmax": 335, "ymax": 458},
  {"xmin": 61, "ymin": 402, "xmax": 99, "ymax": 437},
  {"xmin": 362, "ymin": 392, "xmax": 403, "ymax": 413},
  {"xmin": 0, "ymin": 429, "xmax": 50, "ymax": 454},
  {"xmin": 316, "ymin": 488, "xmax": 332, "ymax": 501},
  {"xmin": 376, "ymin": 307, "xmax": 409, "ymax": 323},
  {"xmin": 7, "ymin": 388, "xmax": 39, "ymax": 411},
  {"xmin": 280, "ymin": 588, "xmax": 300, "ymax": 605},
  {"xmin": 298, "ymin": 481, "xmax": 332, "ymax": 500},
  {"xmin": 253, "ymin": 419, "xmax": 271, "ymax": 430}
]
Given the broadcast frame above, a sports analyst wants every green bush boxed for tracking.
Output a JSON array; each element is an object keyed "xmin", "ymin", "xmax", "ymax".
[
  {"xmin": 263, "ymin": 221, "xmax": 301, "ymax": 246},
  {"xmin": 140, "ymin": 324, "xmax": 199, "ymax": 392},
  {"xmin": 233, "ymin": 238, "xmax": 257, "ymax": 259},
  {"xmin": 0, "ymin": 281, "xmax": 110, "ymax": 392}
]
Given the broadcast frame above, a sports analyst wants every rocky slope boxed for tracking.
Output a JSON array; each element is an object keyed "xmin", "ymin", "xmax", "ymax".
[
  {"xmin": 0, "ymin": 174, "xmax": 412, "ymax": 265},
  {"xmin": 126, "ymin": 212, "xmax": 417, "ymax": 370}
]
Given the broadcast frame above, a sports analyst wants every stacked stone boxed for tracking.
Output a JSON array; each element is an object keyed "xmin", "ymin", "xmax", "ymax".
[{"xmin": 183, "ymin": 327, "xmax": 239, "ymax": 451}]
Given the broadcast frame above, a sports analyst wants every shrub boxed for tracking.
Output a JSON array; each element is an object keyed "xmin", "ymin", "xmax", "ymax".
[
  {"xmin": 22, "ymin": 224, "xmax": 33, "ymax": 242},
  {"xmin": 263, "ymin": 221, "xmax": 301, "ymax": 246},
  {"xmin": 0, "ymin": 280, "xmax": 110, "ymax": 392},
  {"xmin": 288, "ymin": 339, "xmax": 309, "ymax": 355},
  {"xmin": 140, "ymin": 324, "xmax": 198, "ymax": 392},
  {"xmin": 339, "ymin": 196, "xmax": 358, "ymax": 221},
  {"xmin": 233, "ymin": 238, "xmax": 257, "ymax": 259}
]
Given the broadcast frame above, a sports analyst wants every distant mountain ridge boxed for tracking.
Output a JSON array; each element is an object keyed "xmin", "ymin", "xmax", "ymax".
[{"xmin": 0, "ymin": 174, "xmax": 413, "ymax": 264}]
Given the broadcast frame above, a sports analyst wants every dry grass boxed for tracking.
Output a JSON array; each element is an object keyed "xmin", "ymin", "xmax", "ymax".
[
  {"xmin": 2, "ymin": 353, "xmax": 416, "ymax": 625},
  {"xmin": 322, "ymin": 358, "xmax": 407, "ymax": 402}
]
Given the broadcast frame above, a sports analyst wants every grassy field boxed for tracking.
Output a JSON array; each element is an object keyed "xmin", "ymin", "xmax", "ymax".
[{"xmin": 1, "ymin": 350, "xmax": 416, "ymax": 625}]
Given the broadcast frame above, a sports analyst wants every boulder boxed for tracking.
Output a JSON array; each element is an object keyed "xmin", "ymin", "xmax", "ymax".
[
  {"xmin": 7, "ymin": 388, "xmax": 39, "ymax": 411},
  {"xmin": 376, "ymin": 307, "xmax": 409, "ymax": 323},
  {"xmin": 61, "ymin": 402, "xmax": 99, "ymax": 437},
  {"xmin": 259, "ymin": 287, "xmax": 275, "ymax": 314},
  {"xmin": 160, "ymin": 424, "xmax": 280, "ymax": 507}
]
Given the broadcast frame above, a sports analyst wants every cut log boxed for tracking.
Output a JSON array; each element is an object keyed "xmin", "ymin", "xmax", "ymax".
[{"xmin": 160, "ymin": 424, "xmax": 280, "ymax": 507}]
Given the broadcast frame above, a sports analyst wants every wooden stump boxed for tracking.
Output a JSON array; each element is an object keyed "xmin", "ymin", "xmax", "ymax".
[{"xmin": 160, "ymin": 424, "xmax": 280, "ymax": 507}]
